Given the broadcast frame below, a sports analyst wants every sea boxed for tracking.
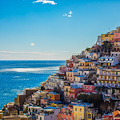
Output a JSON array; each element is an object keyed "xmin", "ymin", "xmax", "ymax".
[{"xmin": 0, "ymin": 60, "xmax": 66, "ymax": 109}]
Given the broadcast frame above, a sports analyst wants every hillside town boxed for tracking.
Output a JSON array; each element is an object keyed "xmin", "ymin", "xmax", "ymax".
[{"xmin": 2, "ymin": 27, "xmax": 120, "ymax": 120}]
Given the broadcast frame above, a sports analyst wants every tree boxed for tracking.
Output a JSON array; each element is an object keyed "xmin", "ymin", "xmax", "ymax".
[
  {"xmin": 77, "ymin": 93, "xmax": 103, "ymax": 107},
  {"xmin": 85, "ymin": 47, "xmax": 91, "ymax": 51},
  {"xmin": 101, "ymin": 41, "xmax": 112, "ymax": 53}
]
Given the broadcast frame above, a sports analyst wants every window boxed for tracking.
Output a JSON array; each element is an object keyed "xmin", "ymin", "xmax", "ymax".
[
  {"xmin": 80, "ymin": 108, "xmax": 82, "ymax": 112},
  {"xmin": 90, "ymin": 87, "xmax": 92, "ymax": 90},
  {"xmin": 40, "ymin": 117, "xmax": 42, "ymax": 120},
  {"xmin": 75, "ymin": 108, "xmax": 77, "ymax": 111},
  {"xmin": 116, "ymin": 34, "xmax": 118, "ymax": 37},
  {"xmin": 75, "ymin": 115, "xmax": 77, "ymax": 119},
  {"xmin": 116, "ymin": 72, "xmax": 118, "ymax": 75},
  {"xmin": 66, "ymin": 88, "xmax": 68, "ymax": 92},
  {"xmin": 88, "ymin": 114, "xmax": 91, "ymax": 119},
  {"xmin": 70, "ymin": 117, "xmax": 72, "ymax": 120},
  {"xmin": 86, "ymin": 87, "xmax": 88, "ymax": 90}
]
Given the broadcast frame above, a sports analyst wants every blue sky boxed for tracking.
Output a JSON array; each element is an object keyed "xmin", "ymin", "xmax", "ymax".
[{"xmin": 0, "ymin": 0, "xmax": 120, "ymax": 60}]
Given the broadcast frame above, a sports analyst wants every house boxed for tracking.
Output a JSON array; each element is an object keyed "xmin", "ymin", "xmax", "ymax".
[
  {"xmin": 101, "ymin": 32, "xmax": 114, "ymax": 43},
  {"xmin": 97, "ymin": 67, "xmax": 120, "ymax": 85},
  {"xmin": 63, "ymin": 82, "xmax": 71, "ymax": 102},
  {"xmin": 36, "ymin": 107, "xmax": 60, "ymax": 120},
  {"xmin": 112, "ymin": 110, "xmax": 120, "ymax": 120},
  {"xmin": 66, "ymin": 69, "xmax": 79, "ymax": 82},
  {"xmin": 28, "ymin": 106, "xmax": 43, "ymax": 117},
  {"xmin": 82, "ymin": 85, "xmax": 96, "ymax": 93},
  {"xmin": 86, "ymin": 52, "xmax": 98, "ymax": 60},
  {"xmin": 78, "ymin": 58, "xmax": 96, "ymax": 70},
  {"xmin": 74, "ymin": 75, "xmax": 84, "ymax": 83},
  {"xmin": 102, "ymin": 113, "xmax": 113, "ymax": 120},
  {"xmin": 86, "ymin": 107, "xmax": 98, "ymax": 120},
  {"xmin": 14, "ymin": 88, "xmax": 38, "ymax": 108},
  {"xmin": 69, "ymin": 86, "xmax": 82, "ymax": 102},
  {"xmin": 48, "ymin": 92, "xmax": 60, "ymax": 101},
  {"xmin": 98, "ymin": 56, "xmax": 119, "ymax": 67},
  {"xmin": 73, "ymin": 103, "xmax": 93, "ymax": 120},
  {"xmin": 111, "ymin": 41, "xmax": 120, "ymax": 61},
  {"xmin": 40, "ymin": 98, "xmax": 49, "ymax": 106},
  {"xmin": 58, "ymin": 106, "xmax": 74, "ymax": 120}
]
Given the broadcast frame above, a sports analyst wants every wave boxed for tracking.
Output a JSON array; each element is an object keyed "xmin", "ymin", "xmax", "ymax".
[{"xmin": 0, "ymin": 66, "xmax": 59, "ymax": 73}]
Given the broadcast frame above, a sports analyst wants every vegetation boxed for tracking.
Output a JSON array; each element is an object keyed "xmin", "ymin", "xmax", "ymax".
[
  {"xmin": 85, "ymin": 47, "xmax": 91, "ymax": 51},
  {"xmin": 101, "ymin": 41, "xmax": 112, "ymax": 53},
  {"xmin": 77, "ymin": 93, "xmax": 103, "ymax": 107}
]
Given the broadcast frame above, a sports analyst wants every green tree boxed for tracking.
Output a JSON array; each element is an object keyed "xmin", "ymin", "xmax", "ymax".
[
  {"xmin": 102, "ymin": 41, "xmax": 112, "ymax": 53},
  {"xmin": 85, "ymin": 47, "xmax": 91, "ymax": 51}
]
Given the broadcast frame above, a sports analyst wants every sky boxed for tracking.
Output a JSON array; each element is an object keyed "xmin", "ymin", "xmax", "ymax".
[{"xmin": 0, "ymin": 0, "xmax": 120, "ymax": 60}]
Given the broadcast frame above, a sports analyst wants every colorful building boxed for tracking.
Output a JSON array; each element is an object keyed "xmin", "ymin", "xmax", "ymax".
[
  {"xmin": 98, "ymin": 56, "xmax": 119, "ymax": 67},
  {"xmin": 48, "ymin": 92, "xmax": 60, "ymax": 101},
  {"xmin": 63, "ymin": 83, "xmax": 71, "ymax": 102},
  {"xmin": 78, "ymin": 59, "xmax": 96, "ymax": 70},
  {"xmin": 97, "ymin": 68, "xmax": 120, "ymax": 85},
  {"xmin": 58, "ymin": 107, "xmax": 74, "ymax": 120},
  {"xmin": 69, "ymin": 86, "xmax": 82, "ymax": 101},
  {"xmin": 112, "ymin": 110, "xmax": 120, "ymax": 120},
  {"xmin": 73, "ymin": 103, "xmax": 92, "ymax": 120},
  {"xmin": 82, "ymin": 85, "xmax": 96, "ymax": 93}
]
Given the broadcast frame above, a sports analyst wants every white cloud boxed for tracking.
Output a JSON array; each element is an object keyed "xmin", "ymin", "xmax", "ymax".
[
  {"xmin": 68, "ymin": 15, "xmax": 72, "ymax": 17},
  {"xmin": 69, "ymin": 11, "xmax": 72, "ymax": 15},
  {"xmin": 30, "ymin": 43, "xmax": 35, "ymax": 46},
  {"xmin": 63, "ymin": 14, "xmax": 67, "ymax": 17},
  {"xmin": 63, "ymin": 10, "xmax": 73, "ymax": 18},
  {"xmin": 33, "ymin": 0, "xmax": 57, "ymax": 5}
]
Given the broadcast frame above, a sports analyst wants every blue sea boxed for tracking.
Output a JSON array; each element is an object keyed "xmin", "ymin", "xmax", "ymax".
[{"xmin": 0, "ymin": 60, "xmax": 66, "ymax": 109}]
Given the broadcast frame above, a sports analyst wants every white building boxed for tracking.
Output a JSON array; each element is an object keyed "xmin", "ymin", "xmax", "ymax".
[
  {"xmin": 36, "ymin": 107, "xmax": 60, "ymax": 120},
  {"xmin": 98, "ymin": 56, "xmax": 119, "ymax": 66}
]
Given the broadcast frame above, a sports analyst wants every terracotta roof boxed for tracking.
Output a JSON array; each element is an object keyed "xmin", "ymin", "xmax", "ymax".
[{"xmin": 113, "ymin": 110, "xmax": 120, "ymax": 117}]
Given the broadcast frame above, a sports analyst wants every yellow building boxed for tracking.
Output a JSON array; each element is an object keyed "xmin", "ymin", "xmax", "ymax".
[
  {"xmin": 73, "ymin": 104, "xmax": 97, "ymax": 120},
  {"xmin": 78, "ymin": 60, "xmax": 96, "ymax": 70},
  {"xmin": 73, "ymin": 104, "xmax": 85, "ymax": 120},
  {"xmin": 86, "ymin": 108, "xmax": 98, "ymax": 120},
  {"xmin": 63, "ymin": 84, "xmax": 71, "ymax": 101},
  {"xmin": 48, "ymin": 92, "xmax": 60, "ymax": 101},
  {"xmin": 97, "ymin": 68, "xmax": 120, "ymax": 84},
  {"xmin": 101, "ymin": 33, "xmax": 114, "ymax": 43}
]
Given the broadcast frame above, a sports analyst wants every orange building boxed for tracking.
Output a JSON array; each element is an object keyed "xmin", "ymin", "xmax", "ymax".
[
  {"xmin": 48, "ymin": 92, "xmax": 60, "ymax": 101},
  {"xmin": 112, "ymin": 110, "xmax": 120, "ymax": 120}
]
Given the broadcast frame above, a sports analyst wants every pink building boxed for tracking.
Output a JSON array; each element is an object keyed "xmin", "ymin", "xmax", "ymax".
[
  {"xmin": 58, "ymin": 107, "xmax": 74, "ymax": 120},
  {"xmin": 82, "ymin": 85, "xmax": 96, "ymax": 93},
  {"xmin": 114, "ymin": 33, "xmax": 120, "ymax": 39},
  {"xmin": 69, "ymin": 86, "xmax": 82, "ymax": 101},
  {"xmin": 40, "ymin": 98, "xmax": 49, "ymax": 105}
]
